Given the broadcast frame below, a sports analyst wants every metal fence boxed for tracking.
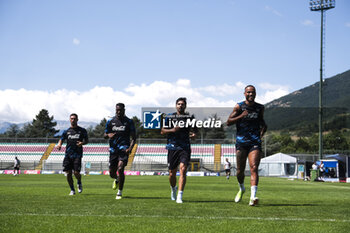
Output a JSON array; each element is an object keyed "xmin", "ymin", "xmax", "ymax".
[{"xmin": 0, "ymin": 137, "xmax": 331, "ymax": 178}]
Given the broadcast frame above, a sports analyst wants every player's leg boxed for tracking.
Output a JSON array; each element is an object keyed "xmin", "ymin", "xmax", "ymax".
[
  {"xmin": 63, "ymin": 157, "xmax": 75, "ymax": 195},
  {"xmin": 168, "ymin": 150, "xmax": 178, "ymax": 201},
  {"xmin": 176, "ymin": 150, "xmax": 190, "ymax": 203},
  {"xmin": 169, "ymin": 168, "xmax": 177, "ymax": 201},
  {"xmin": 178, "ymin": 162, "xmax": 188, "ymax": 192},
  {"xmin": 248, "ymin": 148, "xmax": 261, "ymax": 206},
  {"xmin": 235, "ymin": 148, "xmax": 248, "ymax": 202},
  {"xmin": 169, "ymin": 168, "xmax": 177, "ymax": 187},
  {"xmin": 115, "ymin": 150, "xmax": 128, "ymax": 199},
  {"xmin": 66, "ymin": 170, "xmax": 75, "ymax": 195},
  {"xmin": 109, "ymin": 153, "xmax": 119, "ymax": 190},
  {"xmin": 176, "ymin": 162, "xmax": 188, "ymax": 203},
  {"xmin": 117, "ymin": 160, "xmax": 126, "ymax": 190},
  {"xmin": 73, "ymin": 157, "xmax": 82, "ymax": 193},
  {"xmin": 13, "ymin": 166, "xmax": 19, "ymax": 176}
]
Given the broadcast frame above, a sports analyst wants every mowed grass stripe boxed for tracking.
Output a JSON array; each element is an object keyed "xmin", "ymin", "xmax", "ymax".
[
  {"xmin": 1, "ymin": 175, "xmax": 350, "ymax": 232},
  {"xmin": 1, "ymin": 212, "xmax": 350, "ymax": 223}
]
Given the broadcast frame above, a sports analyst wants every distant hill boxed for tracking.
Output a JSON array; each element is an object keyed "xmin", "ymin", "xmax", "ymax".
[
  {"xmin": 266, "ymin": 69, "xmax": 350, "ymax": 108},
  {"xmin": 265, "ymin": 69, "xmax": 350, "ymax": 133}
]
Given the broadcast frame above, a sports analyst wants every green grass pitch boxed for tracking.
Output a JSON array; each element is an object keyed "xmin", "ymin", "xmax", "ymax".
[{"xmin": 0, "ymin": 174, "xmax": 350, "ymax": 232}]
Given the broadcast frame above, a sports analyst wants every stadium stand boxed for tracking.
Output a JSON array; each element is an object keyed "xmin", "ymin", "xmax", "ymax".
[
  {"xmin": 131, "ymin": 143, "xmax": 216, "ymax": 171},
  {"xmin": 133, "ymin": 144, "xmax": 168, "ymax": 164},
  {"xmin": 133, "ymin": 144, "xmax": 215, "ymax": 164},
  {"xmin": 0, "ymin": 142, "xmax": 234, "ymax": 172},
  {"xmin": 191, "ymin": 144, "xmax": 215, "ymax": 164},
  {"xmin": 0, "ymin": 143, "xmax": 49, "ymax": 161},
  {"xmin": 47, "ymin": 144, "xmax": 109, "ymax": 162},
  {"xmin": 221, "ymin": 144, "xmax": 236, "ymax": 162}
]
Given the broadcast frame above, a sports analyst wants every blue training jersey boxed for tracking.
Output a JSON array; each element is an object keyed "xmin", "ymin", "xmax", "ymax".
[
  {"xmin": 236, "ymin": 101, "xmax": 264, "ymax": 146},
  {"xmin": 60, "ymin": 126, "xmax": 88, "ymax": 158},
  {"xmin": 164, "ymin": 112, "xmax": 192, "ymax": 151},
  {"xmin": 105, "ymin": 116, "xmax": 135, "ymax": 154}
]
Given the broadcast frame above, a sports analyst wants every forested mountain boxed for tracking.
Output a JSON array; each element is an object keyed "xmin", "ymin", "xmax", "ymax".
[
  {"xmin": 266, "ymin": 69, "xmax": 350, "ymax": 108},
  {"xmin": 265, "ymin": 69, "xmax": 350, "ymax": 133}
]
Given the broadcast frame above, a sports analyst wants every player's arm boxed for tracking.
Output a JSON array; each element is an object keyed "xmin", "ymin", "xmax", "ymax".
[
  {"xmin": 160, "ymin": 115, "xmax": 179, "ymax": 135},
  {"xmin": 226, "ymin": 104, "xmax": 248, "ymax": 126},
  {"xmin": 126, "ymin": 120, "xmax": 136, "ymax": 154},
  {"xmin": 77, "ymin": 129, "xmax": 89, "ymax": 147},
  {"xmin": 189, "ymin": 114, "xmax": 197, "ymax": 140},
  {"xmin": 161, "ymin": 126, "xmax": 180, "ymax": 135},
  {"xmin": 56, "ymin": 139, "xmax": 63, "ymax": 150},
  {"xmin": 259, "ymin": 108, "xmax": 267, "ymax": 138},
  {"xmin": 104, "ymin": 119, "xmax": 116, "ymax": 139},
  {"xmin": 56, "ymin": 130, "xmax": 66, "ymax": 150},
  {"xmin": 126, "ymin": 131, "xmax": 136, "ymax": 154},
  {"xmin": 189, "ymin": 131, "xmax": 196, "ymax": 140}
]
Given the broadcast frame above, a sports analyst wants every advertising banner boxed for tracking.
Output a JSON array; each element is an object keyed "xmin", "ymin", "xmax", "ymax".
[
  {"xmin": 187, "ymin": 172, "xmax": 205, "ymax": 176},
  {"xmin": 24, "ymin": 170, "xmax": 41, "ymax": 174}
]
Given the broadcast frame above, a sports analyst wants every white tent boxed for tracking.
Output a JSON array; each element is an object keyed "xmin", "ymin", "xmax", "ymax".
[
  {"xmin": 260, "ymin": 153, "xmax": 297, "ymax": 177},
  {"xmin": 261, "ymin": 153, "xmax": 297, "ymax": 163}
]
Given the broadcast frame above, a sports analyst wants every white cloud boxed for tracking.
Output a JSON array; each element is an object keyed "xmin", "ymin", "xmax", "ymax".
[
  {"xmin": 73, "ymin": 38, "xmax": 80, "ymax": 45},
  {"xmin": 257, "ymin": 83, "xmax": 289, "ymax": 103},
  {"xmin": 197, "ymin": 82, "xmax": 245, "ymax": 97},
  {"xmin": 0, "ymin": 80, "xmax": 289, "ymax": 123},
  {"xmin": 346, "ymin": 22, "xmax": 350, "ymax": 28},
  {"xmin": 302, "ymin": 19, "xmax": 314, "ymax": 26},
  {"xmin": 265, "ymin": 5, "xmax": 282, "ymax": 17}
]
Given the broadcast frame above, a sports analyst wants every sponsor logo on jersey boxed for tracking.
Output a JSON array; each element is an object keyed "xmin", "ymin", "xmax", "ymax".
[
  {"xmin": 246, "ymin": 112, "xmax": 258, "ymax": 119},
  {"xmin": 112, "ymin": 126, "xmax": 126, "ymax": 131},
  {"xmin": 68, "ymin": 134, "xmax": 80, "ymax": 139}
]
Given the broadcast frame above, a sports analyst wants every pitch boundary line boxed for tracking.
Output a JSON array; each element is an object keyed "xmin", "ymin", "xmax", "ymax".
[{"xmin": 1, "ymin": 213, "xmax": 350, "ymax": 223}]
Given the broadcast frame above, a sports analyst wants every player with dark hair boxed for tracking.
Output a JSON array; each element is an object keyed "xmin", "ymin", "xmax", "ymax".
[
  {"xmin": 13, "ymin": 156, "xmax": 20, "ymax": 176},
  {"xmin": 57, "ymin": 113, "xmax": 89, "ymax": 195},
  {"xmin": 104, "ymin": 103, "xmax": 136, "ymax": 200},
  {"xmin": 224, "ymin": 158, "xmax": 231, "ymax": 180},
  {"xmin": 161, "ymin": 97, "xmax": 196, "ymax": 203},
  {"xmin": 226, "ymin": 85, "xmax": 267, "ymax": 206}
]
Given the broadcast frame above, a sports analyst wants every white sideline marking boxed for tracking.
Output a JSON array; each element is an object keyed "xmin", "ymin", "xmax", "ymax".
[
  {"xmin": 1, "ymin": 213, "xmax": 350, "ymax": 223},
  {"xmin": 307, "ymin": 183, "xmax": 350, "ymax": 190}
]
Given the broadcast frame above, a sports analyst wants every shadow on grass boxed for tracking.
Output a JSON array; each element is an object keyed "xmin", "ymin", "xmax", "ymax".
[
  {"xmin": 261, "ymin": 203, "xmax": 317, "ymax": 207},
  {"xmin": 184, "ymin": 200, "xmax": 234, "ymax": 203},
  {"xmin": 80, "ymin": 193, "xmax": 115, "ymax": 196},
  {"xmin": 122, "ymin": 196, "xmax": 169, "ymax": 200}
]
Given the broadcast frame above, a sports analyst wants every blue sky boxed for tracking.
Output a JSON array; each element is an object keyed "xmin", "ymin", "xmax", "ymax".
[{"xmin": 0, "ymin": 0, "xmax": 349, "ymax": 123}]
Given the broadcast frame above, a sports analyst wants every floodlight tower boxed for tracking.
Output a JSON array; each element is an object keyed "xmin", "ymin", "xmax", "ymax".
[{"xmin": 309, "ymin": 0, "xmax": 335, "ymax": 160}]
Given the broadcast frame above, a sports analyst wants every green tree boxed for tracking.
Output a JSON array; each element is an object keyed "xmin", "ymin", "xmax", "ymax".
[
  {"xmin": 203, "ymin": 114, "xmax": 226, "ymax": 140},
  {"xmin": 4, "ymin": 124, "xmax": 20, "ymax": 137},
  {"xmin": 324, "ymin": 130, "xmax": 349, "ymax": 151},
  {"xmin": 22, "ymin": 109, "xmax": 58, "ymax": 137},
  {"xmin": 295, "ymin": 137, "xmax": 310, "ymax": 153},
  {"xmin": 132, "ymin": 116, "xmax": 148, "ymax": 139},
  {"xmin": 90, "ymin": 118, "xmax": 107, "ymax": 138},
  {"xmin": 265, "ymin": 133, "xmax": 295, "ymax": 155},
  {"xmin": 307, "ymin": 134, "xmax": 319, "ymax": 152},
  {"xmin": 86, "ymin": 126, "xmax": 95, "ymax": 138}
]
